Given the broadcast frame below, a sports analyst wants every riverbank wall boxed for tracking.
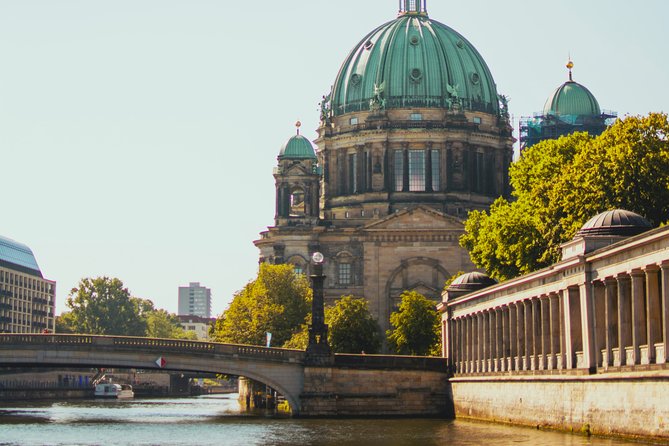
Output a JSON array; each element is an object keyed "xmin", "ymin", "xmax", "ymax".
[
  {"xmin": 299, "ymin": 355, "xmax": 452, "ymax": 417},
  {"xmin": 450, "ymin": 370, "xmax": 669, "ymax": 441}
]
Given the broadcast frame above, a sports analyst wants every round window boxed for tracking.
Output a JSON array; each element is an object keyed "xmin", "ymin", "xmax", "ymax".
[{"xmin": 410, "ymin": 68, "xmax": 423, "ymax": 82}]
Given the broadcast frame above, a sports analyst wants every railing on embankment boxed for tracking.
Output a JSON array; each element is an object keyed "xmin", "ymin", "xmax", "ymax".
[{"xmin": 0, "ymin": 334, "xmax": 306, "ymax": 364}]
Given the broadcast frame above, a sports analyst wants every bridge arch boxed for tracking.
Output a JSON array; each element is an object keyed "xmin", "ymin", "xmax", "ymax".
[{"xmin": 0, "ymin": 334, "xmax": 306, "ymax": 415}]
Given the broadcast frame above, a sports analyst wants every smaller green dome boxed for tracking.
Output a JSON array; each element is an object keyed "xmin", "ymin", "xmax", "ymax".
[
  {"xmin": 278, "ymin": 131, "xmax": 317, "ymax": 161},
  {"xmin": 543, "ymin": 80, "xmax": 601, "ymax": 118}
]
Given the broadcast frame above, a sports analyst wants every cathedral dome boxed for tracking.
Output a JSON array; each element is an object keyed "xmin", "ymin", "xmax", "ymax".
[
  {"xmin": 330, "ymin": 1, "xmax": 499, "ymax": 117},
  {"xmin": 577, "ymin": 209, "xmax": 653, "ymax": 238},
  {"xmin": 543, "ymin": 61, "xmax": 601, "ymax": 118},
  {"xmin": 278, "ymin": 124, "xmax": 317, "ymax": 160}
]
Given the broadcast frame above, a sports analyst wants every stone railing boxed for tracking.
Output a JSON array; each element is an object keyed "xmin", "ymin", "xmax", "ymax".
[{"xmin": 0, "ymin": 334, "xmax": 305, "ymax": 364}]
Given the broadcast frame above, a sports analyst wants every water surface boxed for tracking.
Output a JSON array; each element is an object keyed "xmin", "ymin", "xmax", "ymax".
[{"xmin": 0, "ymin": 394, "xmax": 643, "ymax": 446}]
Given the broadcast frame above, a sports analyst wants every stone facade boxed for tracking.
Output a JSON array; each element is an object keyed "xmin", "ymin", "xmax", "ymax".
[
  {"xmin": 257, "ymin": 206, "xmax": 479, "ymax": 334},
  {"xmin": 451, "ymin": 372, "xmax": 669, "ymax": 440},
  {"xmin": 439, "ymin": 218, "xmax": 669, "ymax": 440},
  {"xmin": 301, "ymin": 364, "xmax": 451, "ymax": 417}
]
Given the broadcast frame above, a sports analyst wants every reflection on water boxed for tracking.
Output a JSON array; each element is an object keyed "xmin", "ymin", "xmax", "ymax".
[{"xmin": 0, "ymin": 394, "xmax": 641, "ymax": 446}]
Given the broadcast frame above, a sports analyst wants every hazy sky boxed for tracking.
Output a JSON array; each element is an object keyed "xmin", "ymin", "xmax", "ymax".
[{"xmin": 2, "ymin": 0, "xmax": 668, "ymax": 317}]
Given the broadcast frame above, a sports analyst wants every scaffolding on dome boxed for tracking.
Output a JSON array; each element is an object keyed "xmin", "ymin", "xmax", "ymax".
[{"xmin": 519, "ymin": 110, "xmax": 617, "ymax": 153}]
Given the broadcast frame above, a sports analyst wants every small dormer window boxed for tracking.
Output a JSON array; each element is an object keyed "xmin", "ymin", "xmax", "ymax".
[
  {"xmin": 410, "ymin": 113, "xmax": 422, "ymax": 121},
  {"xmin": 350, "ymin": 117, "xmax": 359, "ymax": 125},
  {"xmin": 473, "ymin": 117, "xmax": 482, "ymax": 124}
]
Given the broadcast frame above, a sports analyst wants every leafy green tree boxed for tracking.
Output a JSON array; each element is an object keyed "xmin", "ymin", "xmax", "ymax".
[
  {"xmin": 145, "ymin": 308, "xmax": 197, "ymax": 340},
  {"xmin": 327, "ymin": 296, "xmax": 381, "ymax": 354},
  {"xmin": 212, "ymin": 264, "xmax": 311, "ymax": 347},
  {"xmin": 461, "ymin": 113, "xmax": 669, "ymax": 281},
  {"xmin": 66, "ymin": 277, "xmax": 147, "ymax": 335},
  {"xmin": 283, "ymin": 296, "xmax": 382, "ymax": 354},
  {"xmin": 55, "ymin": 311, "xmax": 76, "ymax": 333},
  {"xmin": 386, "ymin": 291, "xmax": 440, "ymax": 356}
]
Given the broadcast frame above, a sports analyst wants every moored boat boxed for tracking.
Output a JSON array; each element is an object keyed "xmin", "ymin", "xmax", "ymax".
[{"xmin": 94, "ymin": 382, "xmax": 134, "ymax": 399}]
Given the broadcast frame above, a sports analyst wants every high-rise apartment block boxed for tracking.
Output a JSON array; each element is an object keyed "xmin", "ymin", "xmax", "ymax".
[{"xmin": 177, "ymin": 282, "xmax": 211, "ymax": 318}]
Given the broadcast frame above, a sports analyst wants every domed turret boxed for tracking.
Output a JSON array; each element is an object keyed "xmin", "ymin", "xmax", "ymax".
[
  {"xmin": 443, "ymin": 272, "xmax": 497, "ymax": 301},
  {"xmin": 519, "ymin": 60, "xmax": 615, "ymax": 152},
  {"xmin": 448, "ymin": 272, "xmax": 497, "ymax": 292},
  {"xmin": 543, "ymin": 61, "xmax": 601, "ymax": 118},
  {"xmin": 577, "ymin": 209, "xmax": 653, "ymax": 238},
  {"xmin": 278, "ymin": 121, "xmax": 317, "ymax": 160},
  {"xmin": 330, "ymin": 2, "xmax": 499, "ymax": 116}
]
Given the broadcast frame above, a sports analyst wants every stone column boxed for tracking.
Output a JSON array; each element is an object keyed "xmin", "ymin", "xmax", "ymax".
[
  {"xmin": 509, "ymin": 303, "xmax": 518, "ymax": 371},
  {"xmin": 531, "ymin": 298, "xmax": 540, "ymax": 370},
  {"xmin": 593, "ymin": 281, "xmax": 606, "ymax": 368},
  {"xmin": 548, "ymin": 293, "xmax": 560, "ymax": 370},
  {"xmin": 617, "ymin": 274, "xmax": 632, "ymax": 366},
  {"xmin": 476, "ymin": 313, "xmax": 484, "ymax": 373},
  {"xmin": 524, "ymin": 300, "xmax": 532, "ymax": 370},
  {"xmin": 661, "ymin": 263, "xmax": 669, "ymax": 364},
  {"xmin": 485, "ymin": 310, "xmax": 495, "ymax": 372},
  {"xmin": 491, "ymin": 309, "xmax": 498, "ymax": 372},
  {"xmin": 493, "ymin": 308, "xmax": 504, "ymax": 372},
  {"xmin": 563, "ymin": 287, "xmax": 582, "ymax": 369},
  {"xmin": 604, "ymin": 277, "xmax": 618, "ymax": 367},
  {"xmin": 540, "ymin": 296, "xmax": 550, "ymax": 370},
  {"xmin": 464, "ymin": 316, "xmax": 471, "ymax": 373},
  {"xmin": 579, "ymin": 282, "xmax": 597, "ymax": 371},
  {"xmin": 645, "ymin": 265, "xmax": 661, "ymax": 364},
  {"xmin": 558, "ymin": 290, "xmax": 567, "ymax": 369},
  {"xmin": 500, "ymin": 307, "xmax": 509, "ymax": 372},
  {"xmin": 630, "ymin": 269, "xmax": 647, "ymax": 365}
]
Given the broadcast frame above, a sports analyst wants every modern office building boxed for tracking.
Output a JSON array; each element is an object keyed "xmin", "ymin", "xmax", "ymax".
[
  {"xmin": 0, "ymin": 235, "xmax": 55, "ymax": 333},
  {"xmin": 255, "ymin": 0, "xmax": 514, "ymax": 334},
  {"xmin": 177, "ymin": 282, "xmax": 211, "ymax": 318}
]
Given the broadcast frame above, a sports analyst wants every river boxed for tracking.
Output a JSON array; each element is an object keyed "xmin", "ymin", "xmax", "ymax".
[{"xmin": 0, "ymin": 394, "xmax": 645, "ymax": 446}]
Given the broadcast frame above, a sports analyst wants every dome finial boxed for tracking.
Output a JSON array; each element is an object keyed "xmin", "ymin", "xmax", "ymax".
[
  {"xmin": 399, "ymin": 0, "xmax": 427, "ymax": 16},
  {"xmin": 295, "ymin": 120, "xmax": 302, "ymax": 135},
  {"xmin": 566, "ymin": 56, "xmax": 574, "ymax": 82}
]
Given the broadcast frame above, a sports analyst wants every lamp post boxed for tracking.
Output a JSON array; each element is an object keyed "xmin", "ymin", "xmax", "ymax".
[{"xmin": 306, "ymin": 252, "xmax": 331, "ymax": 362}]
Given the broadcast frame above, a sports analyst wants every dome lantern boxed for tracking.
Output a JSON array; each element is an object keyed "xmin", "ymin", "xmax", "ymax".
[{"xmin": 399, "ymin": 0, "xmax": 427, "ymax": 16}]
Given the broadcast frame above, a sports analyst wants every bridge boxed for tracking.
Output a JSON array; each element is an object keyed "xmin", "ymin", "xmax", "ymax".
[{"xmin": 0, "ymin": 334, "xmax": 451, "ymax": 417}]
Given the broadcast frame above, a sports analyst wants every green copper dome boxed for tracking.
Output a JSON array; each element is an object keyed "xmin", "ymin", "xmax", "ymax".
[
  {"xmin": 278, "ymin": 130, "xmax": 317, "ymax": 161},
  {"xmin": 543, "ymin": 78, "xmax": 601, "ymax": 118},
  {"xmin": 330, "ymin": 7, "xmax": 499, "ymax": 116}
]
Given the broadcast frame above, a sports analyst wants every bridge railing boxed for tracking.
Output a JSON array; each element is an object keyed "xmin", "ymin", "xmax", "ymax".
[{"xmin": 0, "ymin": 334, "xmax": 305, "ymax": 364}]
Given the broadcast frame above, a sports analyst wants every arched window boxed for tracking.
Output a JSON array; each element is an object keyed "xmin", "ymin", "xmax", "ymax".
[{"xmin": 289, "ymin": 187, "xmax": 306, "ymax": 217}]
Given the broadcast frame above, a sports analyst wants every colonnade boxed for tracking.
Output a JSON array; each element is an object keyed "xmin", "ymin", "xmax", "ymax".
[{"xmin": 444, "ymin": 262, "xmax": 669, "ymax": 374}]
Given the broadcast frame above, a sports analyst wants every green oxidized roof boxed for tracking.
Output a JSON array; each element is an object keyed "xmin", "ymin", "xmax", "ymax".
[
  {"xmin": 330, "ymin": 12, "xmax": 499, "ymax": 116},
  {"xmin": 543, "ymin": 80, "xmax": 601, "ymax": 118},
  {"xmin": 278, "ymin": 133, "xmax": 317, "ymax": 160}
]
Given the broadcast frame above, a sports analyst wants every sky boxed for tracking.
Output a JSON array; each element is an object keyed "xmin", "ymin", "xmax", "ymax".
[{"xmin": 1, "ymin": 0, "xmax": 668, "ymax": 317}]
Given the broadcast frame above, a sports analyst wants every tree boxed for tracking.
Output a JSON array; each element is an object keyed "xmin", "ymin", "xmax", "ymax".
[
  {"xmin": 386, "ymin": 291, "xmax": 440, "ymax": 356},
  {"xmin": 283, "ymin": 296, "xmax": 382, "ymax": 353},
  {"xmin": 461, "ymin": 113, "xmax": 669, "ymax": 281},
  {"xmin": 211, "ymin": 264, "xmax": 311, "ymax": 347},
  {"xmin": 328, "ymin": 296, "xmax": 381, "ymax": 354},
  {"xmin": 145, "ymin": 308, "xmax": 197, "ymax": 340},
  {"xmin": 66, "ymin": 277, "xmax": 147, "ymax": 336},
  {"xmin": 55, "ymin": 311, "xmax": 76, "ymax": 333}
]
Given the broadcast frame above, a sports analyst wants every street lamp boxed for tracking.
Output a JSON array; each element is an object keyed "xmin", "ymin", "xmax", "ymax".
[{"xmin": 306, "ymin": 252, "xmax": 331, "ymax": 361}]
